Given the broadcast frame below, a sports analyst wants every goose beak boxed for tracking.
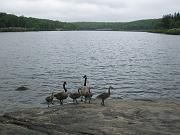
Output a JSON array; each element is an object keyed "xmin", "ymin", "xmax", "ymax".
[{"xmin": 110, "ymin": 86, "xmax": 114, "ymax": 89}]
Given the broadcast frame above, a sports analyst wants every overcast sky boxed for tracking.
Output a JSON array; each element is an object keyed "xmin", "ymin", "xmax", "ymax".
[{"xmin": 0, "ymin": 0, "xmax": 179, "ymax": 22}]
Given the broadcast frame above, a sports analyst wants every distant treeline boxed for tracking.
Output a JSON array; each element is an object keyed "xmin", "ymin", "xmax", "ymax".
[
  {"xmin": 73, "ymin": 19, "xmax": 161, "ymax": 31},
  {"xmin": 0, "ymin": 12, "xmax": 180, "ymax": 34},
  {"xmin": 0, "ymin": 12, "xmax": 76, "ymax": 31},
  {"xmin": 73, "ymin": 13, "xmax": 180, "ymax": 31}
]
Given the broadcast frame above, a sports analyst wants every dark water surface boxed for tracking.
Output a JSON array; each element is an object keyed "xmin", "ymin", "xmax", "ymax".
[{"xmin": 0, "ymin": 31, "xmax": 180, "ymax": 113}]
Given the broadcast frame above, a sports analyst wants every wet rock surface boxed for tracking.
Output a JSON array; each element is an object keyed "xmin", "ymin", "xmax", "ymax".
[{"xmin": 0, "ymin": 99, "xmax": 180, "ymax": 135}]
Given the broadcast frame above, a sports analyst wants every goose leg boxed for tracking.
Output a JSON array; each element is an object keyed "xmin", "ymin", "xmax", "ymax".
[
  {"xmin": 84, "ymin": 97, "xmax": 87, "ymax": 103},
  {"xmin": 81, "ymin": 96, "xmax": 83, "ymax": 102},
  {"xmin": 102, "ymin": 99, "xmax": 105, "ymax": 106},
  {"xmin": 89, "ymin": 98, "xmax": 91, "ymax": 104},
  {"xmin": 74, "ymin": 99, "xmax": 76, "ymax": 104},
  {"xmin": 101, "ymin": 99, "xmax": 105, "ymax": 106},
  {"xmin": 60, "ymin": 100, "xmax": 62, "ymax": 105}
]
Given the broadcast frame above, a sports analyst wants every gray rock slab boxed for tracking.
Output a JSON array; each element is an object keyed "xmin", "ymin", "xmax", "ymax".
[{"xmin": 0, "ymin": 99, "xmax": 180, "ymax": 135}]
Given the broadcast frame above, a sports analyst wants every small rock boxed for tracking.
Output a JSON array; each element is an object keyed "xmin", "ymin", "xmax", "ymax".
[{"xmin": 15, "ymin": 86, "xmax": 29, "ymax": 91}]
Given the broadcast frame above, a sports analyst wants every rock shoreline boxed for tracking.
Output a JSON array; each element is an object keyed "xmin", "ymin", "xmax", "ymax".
[{"xmin": 0, "ymin": 99, "xmax": 180, "ymax": 135}]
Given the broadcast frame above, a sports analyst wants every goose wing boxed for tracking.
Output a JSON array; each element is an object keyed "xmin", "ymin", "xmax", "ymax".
[
  {"xmin": 96, "ymin": 93, "xmax": 109, "ymax": 99},
  {"xmin": 54, "ymin": 92, "xmax": 64, "ymax": 97}
]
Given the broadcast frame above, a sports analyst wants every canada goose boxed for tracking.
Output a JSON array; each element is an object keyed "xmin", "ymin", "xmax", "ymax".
[
  {"xmin": 79, "ymin": 75, "xmax": 90, "ymax": 101},
  {"xmin": 45, "ymin": 92, "xmax": 54, "ymax": 107},
  {"xmin": 96, "ymin": 86, "xmax": 113, "ymax": 106},
  {"xmin": 69, "ymin": 88, "xmax": 81, "ymax": 104},
  {"xmin": 54, "ymin": 82, "xmax": 68, "ymax": 105},
  {"xmin": 84, "ymin": 88, "xmax": 93, "ymax": 103}
]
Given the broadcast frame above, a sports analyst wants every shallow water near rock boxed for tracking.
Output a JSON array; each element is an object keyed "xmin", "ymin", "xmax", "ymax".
[{"xmin": 0, "ymin": 31, "xmax": 180, "ymax": 113}]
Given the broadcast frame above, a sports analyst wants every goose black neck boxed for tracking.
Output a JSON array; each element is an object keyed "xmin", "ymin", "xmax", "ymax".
[
  {"xmin": 84, "ymin": 77, "xmax": 87, "ymax": 86},
  {"xmin": 63, "ymin": 84, "xmax": 67, "ymax": 92}
]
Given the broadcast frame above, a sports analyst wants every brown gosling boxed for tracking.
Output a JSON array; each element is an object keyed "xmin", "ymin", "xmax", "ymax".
[
  {"xmin": 45, "ymin": 92, "xmax": 54, "ymax": 107},
  {"xmin": 69, "ymin": 88, "xmax": 81, "ymax": 104},
  {"xmin": 54, "ymin": 82, "xmax": 68, "ymax": 105},
  {"xmin": 79, "ymin": 75, "xmax": 90, "ymax": 101},
  {"xmin": 96, "ymin": 86, "xmax": 113, "ymax": 106}
]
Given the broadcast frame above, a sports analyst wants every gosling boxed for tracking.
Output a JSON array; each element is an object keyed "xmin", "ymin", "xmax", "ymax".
[
  {"xmin": 69, "ymin": 88, "xmax": 81, "ymax": 104},
  {"xmin": 45, "ymin": 92, "xmax": 54, "ymax": 107},
  {"xmin": 54, "ymin": 82, "xmax": 68, "ymax": 105},
  {"xmin": 96, "ymin": 86, "xmax": 113, "ymax": 106}
]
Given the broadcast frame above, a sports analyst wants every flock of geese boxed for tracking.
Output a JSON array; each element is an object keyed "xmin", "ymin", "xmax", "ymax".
[{"xmin": 45, "ymin": 75, "xmax": 113, "ymax": 107}]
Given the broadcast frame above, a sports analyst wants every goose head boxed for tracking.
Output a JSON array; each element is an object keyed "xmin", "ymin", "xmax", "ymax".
[
  {"xmin": 83, "ymin": 75, "xmax": 87, "ymax": 79},
  {"xmin": 63, "ymin": 81, "xmax": 67, "ymax": 85}
]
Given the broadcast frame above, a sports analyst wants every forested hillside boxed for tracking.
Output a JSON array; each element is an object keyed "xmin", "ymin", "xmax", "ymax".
[
  {"xmin": 0, "ymin": 12, "xmax": 180, "ymax": 34},
  {"xmin": 0, "ymin": 12, "xmax": 76, "ymax": 31},
  {"xmin": 73, "ymin": 19, "xmax": 161, "ymax": 31}
]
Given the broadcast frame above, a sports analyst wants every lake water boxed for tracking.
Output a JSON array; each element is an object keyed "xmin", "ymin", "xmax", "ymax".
[{"xmin": 0, "ymin": 31, "xmax": 180, "ymax": 113}]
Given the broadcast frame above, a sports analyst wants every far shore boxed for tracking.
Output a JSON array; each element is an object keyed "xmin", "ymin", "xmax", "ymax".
[{"xmin": 1, "ymin": 27, "xmax": 180, "ymax": 35}]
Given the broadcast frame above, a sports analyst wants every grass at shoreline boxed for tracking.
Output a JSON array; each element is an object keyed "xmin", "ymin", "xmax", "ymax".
[
  {"xmin": 1, "ymin": 27, "xmax": 180, "ymax": 35},
  {"xmin": 149, "ymin": 28, "xmax": 180, "ymax": 35}
]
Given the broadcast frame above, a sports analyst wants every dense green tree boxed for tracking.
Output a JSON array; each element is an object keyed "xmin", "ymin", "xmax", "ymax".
[{"xmin": 161, "ymin": 12, "xmax": 180, "ymax": 29}]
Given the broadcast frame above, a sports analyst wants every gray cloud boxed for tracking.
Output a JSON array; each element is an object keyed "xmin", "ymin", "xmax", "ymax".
[{"xmin": 0, "ymin": 0, "xmax": 179, "ymax": 22}]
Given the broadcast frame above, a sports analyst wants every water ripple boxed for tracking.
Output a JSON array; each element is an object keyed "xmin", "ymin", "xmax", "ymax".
[{"xmin": 0, "ymin": 31, "xmax": 180, "ymax": 113}]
